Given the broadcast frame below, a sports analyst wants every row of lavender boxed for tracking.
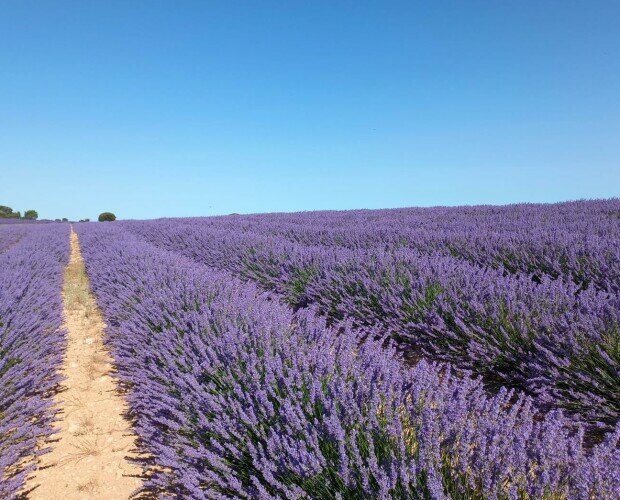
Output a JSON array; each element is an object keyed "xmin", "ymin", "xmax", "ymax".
[
  {"xmin": 0, "ymin": 225, "xmax": 27, "ymax": 254},
  {"xmin": 156, "ymin": 199, "xmax": 620, "ymax": 294},
  {"xmin": 75, "ymin": 222, "xmax": 620, "ymax": 498},
  {"xmin": 121, "ymin": 203, "xmax": 620, "ymax": 430},
  {"xmin": 0, "ymin": 224, "xmax": 69, "ymax": 495}
]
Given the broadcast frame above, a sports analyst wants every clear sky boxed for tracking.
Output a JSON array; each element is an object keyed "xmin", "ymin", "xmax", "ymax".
[{"xmin": 1, "ymin": 1, "xmax": 618, "ymax": 220}]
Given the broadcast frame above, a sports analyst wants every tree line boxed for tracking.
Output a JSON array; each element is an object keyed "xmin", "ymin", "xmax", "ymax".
[
  {"xmin": 0, "ymin": 205, "xmax": 38, "ymax": 220},
  {"xmin": 1, "ymin": 205, "xmax": 117, "ymax": 222}
]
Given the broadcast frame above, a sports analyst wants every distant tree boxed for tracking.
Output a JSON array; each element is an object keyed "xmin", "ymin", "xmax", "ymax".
[
  {"xmin": 54, "ymin": 218, "xmax": 61, "ymax": 222},
  {"xmin": 62, "ymin": 218, "xmax": 68, "ymax": 222},
  {"xmin": 0, "ymin": 205, "xmax": 20, "ymax": 218},
  {"xmin": 24, "ymin": 210, "xmax": 38, "ymax": 220},
  {"xmin": 98, "ymin": 212, "xmax": 116, "ymax": 222}
]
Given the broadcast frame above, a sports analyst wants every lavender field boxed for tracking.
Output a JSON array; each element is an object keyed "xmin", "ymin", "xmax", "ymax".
[
  {"xmin": 1, "ymin": 200, "xmax": 620, "ymax": 498},
  {"xmin": 0, "ymin": 224, "xmax": 69, "ymax": 495}
]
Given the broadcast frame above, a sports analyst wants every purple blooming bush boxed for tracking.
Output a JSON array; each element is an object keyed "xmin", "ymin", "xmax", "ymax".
[
  {"xmin": 120, "ymin": 204, "xmax": 620, "ymax": 430},
  {"xmin": 0, "ymin": 225, "xmax": 27, "ymax": 254},
  {"xmin": 126, "ymin": 199, "xmax": 620, "ymax": 293},
  {"xmin": 76, "ymin": 223, "xmax": 620, "ymax": 498},
  {"xmin": 0, "ymin": 224, "xmax": 69, "ymax": 495}
]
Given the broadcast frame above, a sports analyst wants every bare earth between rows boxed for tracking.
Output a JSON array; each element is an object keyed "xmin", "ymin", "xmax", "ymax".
[{"xmin": 24, "ymin": 229, "xmax": 143, "ymax": 499}]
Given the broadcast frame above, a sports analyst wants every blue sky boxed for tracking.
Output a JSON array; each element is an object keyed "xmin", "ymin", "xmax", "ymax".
[{"xmin": 1, "ymin": 1, "xmax": 618, "ymax": 220}]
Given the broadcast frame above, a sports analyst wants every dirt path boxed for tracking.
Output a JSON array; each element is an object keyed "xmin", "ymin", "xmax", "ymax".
[{"xmin": 24, "ymin": 229, "xmax": 143, "ymax": 498}]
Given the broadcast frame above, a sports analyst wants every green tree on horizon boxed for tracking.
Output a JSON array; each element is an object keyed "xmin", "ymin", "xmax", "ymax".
[
  {"xmin": 98, "ymin": 212, "xmax": 116, "ymax": 222},
  {"xmin": 0, "ymin": 205, "xmax": 40, "ymax": 220},
  {"xmin": 0, "ymin": 205, "xmax": 20, "ymax": 218}
]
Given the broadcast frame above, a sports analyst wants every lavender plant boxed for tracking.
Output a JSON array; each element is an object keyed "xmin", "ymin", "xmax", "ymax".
[
  {"xmin": 125, "ymin": 199, "xmax": 620, "ymax": 293},
  {"xmin": 0, "ymin": 225, "xmax": 27, "ymax": 254},
  {"xmin": 76, "ymin": 223, "xmax": 620, "ymax": 498},
  {"xmin": 120, "ymin": 202, "xmax": 620, "ymax": 429},
  {"xmin": 0, "ymin": 224, "xmax": 69, "ymax": 496}
]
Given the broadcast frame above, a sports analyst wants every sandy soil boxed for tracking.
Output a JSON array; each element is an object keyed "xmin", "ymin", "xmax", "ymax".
[{"xmin": 24, "ymin": 229, "xmax": 143, "ymax": 499}]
